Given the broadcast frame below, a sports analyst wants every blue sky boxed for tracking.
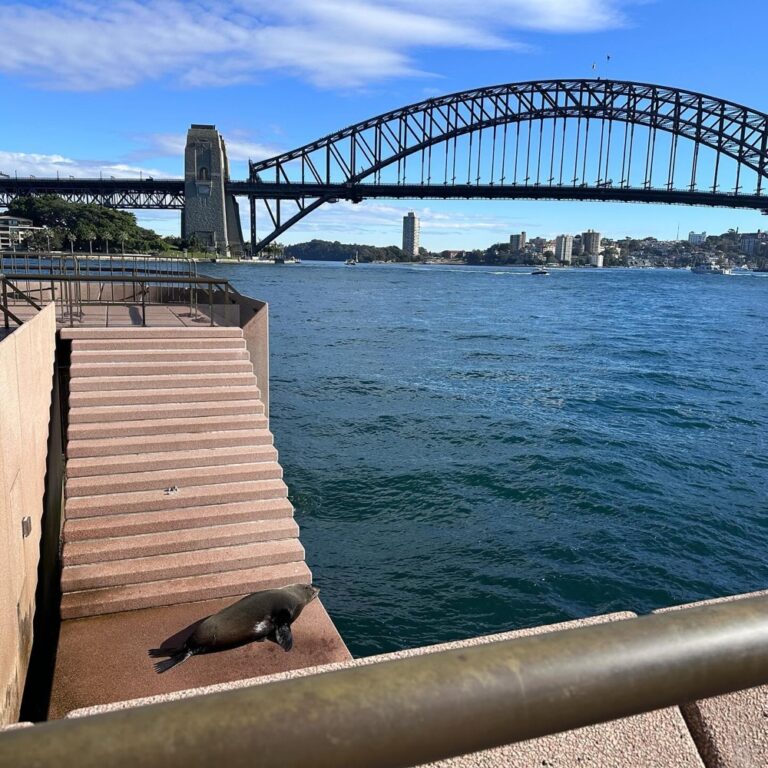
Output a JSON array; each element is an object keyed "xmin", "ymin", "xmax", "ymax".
[{"xmin": 2, "ymin": 0, "xmax": 767, "ymax": 250}]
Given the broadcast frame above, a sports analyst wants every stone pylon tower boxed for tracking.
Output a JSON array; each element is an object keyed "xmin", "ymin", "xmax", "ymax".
[{"xmin": 182, "ymin": 124, "xmax": 244, "ymax": 256}]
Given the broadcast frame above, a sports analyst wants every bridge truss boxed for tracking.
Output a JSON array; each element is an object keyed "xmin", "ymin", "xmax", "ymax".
[{"xmin": 245, "ymin": 79, "xmax": 768, "ymax": 251}]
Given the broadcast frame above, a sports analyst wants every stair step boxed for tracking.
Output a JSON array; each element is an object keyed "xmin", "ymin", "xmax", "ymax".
[
  {"xmin": 72, "ymin": 338, "xmax": 246, "ymax": 351},
  {"xmin": 71, "ymin": 348, "xmax": 250, "ymax": 363},
  {"xmin": 66, "ymin": 444, "xmax": 278, "ymax": 478},
  {"xmin": 69, "ymin": 372, "xmax": 257, "ymax": 392},
  {"xmin": 61, "ymin": 538, "xmax": 305, "ymax": 591},
  {"xmin": 65, "ymin": 478, "xmax": 288, "ymax": 518},
  {"xmin": 60, "ymin": 560, "xmax": 311, "ymax": 619},
  {"xmin": 68, "ymin": 399, "xmax": 264, "ymax": 425},
  {"xmin": 63, "ymin": 518, "xmax": 300, "ymax": 565},
  {"xmin": 71, "ymin": 359, "xmax": 253, "ymax": 378},
  {"xmin": 63, "ymin": 498, "xmax": 294, "ymax": 541},
  {"xmin": 68, "ymin": 413, "xmax": 267, "ymax": 440},
  {"xmin": 67, "ymin": 428, "xmax": 273, "ymax": 459},
  {"xmin": 69, "ymin": 385, "xmax": 261, "ymax": 407},
  {"xmin": 67, "ymin": 461, "xmax": 283, "ymax": 496},
  {"xmin": 61, "ymin": 327, "xmax": 243, "ymax": 340}
]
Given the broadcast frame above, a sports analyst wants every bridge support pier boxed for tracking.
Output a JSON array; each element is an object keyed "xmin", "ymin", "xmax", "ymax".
[{"xmin": 183, "ymin": 125, "xmax": 244, "ymax": 258}]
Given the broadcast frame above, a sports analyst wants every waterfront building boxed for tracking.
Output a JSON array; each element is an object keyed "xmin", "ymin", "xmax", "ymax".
[
  {"xmin": 688, "ymin": 231, "xmax": 707, "ymax": 245},
  {"xmin": 0, "ymin": 215, "xmax": 35, "ymax": 250},
  {"xmin": 554, "ymin": 234, "xmax": 574, "ymax": 264},
  {"xmin": 509, "ymin": 231, "xmax": 527, "ymax": 252},
  {"xmin": 582, "ymin": 229, "xmax": 602, "ymax": 256},
  {"xmin": 402, "ymin": 211, "xmax": 420, "ymax": 257},
  {"xmin": 739, "ymin": 231, "xmax": 767, "ymax": 256}
]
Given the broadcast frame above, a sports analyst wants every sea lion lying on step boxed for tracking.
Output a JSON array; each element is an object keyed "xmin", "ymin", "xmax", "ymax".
[{"xmin": 148, "ymin": 583, "xmax": 319, "ymax": 673}]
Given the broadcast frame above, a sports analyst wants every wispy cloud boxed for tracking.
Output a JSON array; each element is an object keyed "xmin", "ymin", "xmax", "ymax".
[
  {"xmin": 0, "ymin": 1, "xmax": 629, "ymax": 91},
  {"xmin": 0, "ymin": 150, "xmax": 164, "ymax": 179},
  {"xmin": 139, "ymin": 133, "xmax": 280, "ymax": 163}
]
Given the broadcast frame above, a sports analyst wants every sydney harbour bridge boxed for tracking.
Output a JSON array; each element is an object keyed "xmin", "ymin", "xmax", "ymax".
[{"xmin": 2, "ymin": 79, "xmax": 768, "ymax": 255}]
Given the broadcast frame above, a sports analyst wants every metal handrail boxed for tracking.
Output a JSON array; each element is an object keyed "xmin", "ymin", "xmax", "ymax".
[
  {"xmin": 4, "ymin": 272, "xmax": 234, "ymax": 328},
  {"xmin": 1, "ymin": 273, "xmax": 43, "ymax": 329},
  {"xmin": 2, "ymin": 595, "xmax": 768, "ymax": 768}
]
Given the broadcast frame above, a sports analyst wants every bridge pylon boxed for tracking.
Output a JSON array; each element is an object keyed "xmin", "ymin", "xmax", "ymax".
[{"xmin": 183, "ymin": 124, "xmax": 244, "ymax": 257}]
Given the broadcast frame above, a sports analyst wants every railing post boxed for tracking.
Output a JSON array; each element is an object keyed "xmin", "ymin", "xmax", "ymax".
[
  {"xmin": 209, "ymin": 282, "xmax": 214, "ymax": 326},
  {"xmin": 141, "ymin": 281, "xmax": 147, "ymax": 327}
]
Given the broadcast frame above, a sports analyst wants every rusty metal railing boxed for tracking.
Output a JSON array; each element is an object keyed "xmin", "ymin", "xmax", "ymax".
[{"xmin": 1, "ymin": 594, "xmax": 767, "ymax": 768}]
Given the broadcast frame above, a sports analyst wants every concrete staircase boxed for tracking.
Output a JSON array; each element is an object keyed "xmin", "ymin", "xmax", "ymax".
[{"xmin": 60, "ymin": 327, "xmax": 310, "ymax": 620}]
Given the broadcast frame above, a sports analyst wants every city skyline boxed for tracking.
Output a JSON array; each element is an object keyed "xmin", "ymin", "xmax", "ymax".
[{"xmin": 2, "ymin": 1, "xmax": 768, "ymax": 249}]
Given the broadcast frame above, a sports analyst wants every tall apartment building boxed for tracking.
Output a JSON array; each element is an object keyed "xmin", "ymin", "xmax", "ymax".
[
  {"xmin": 555, "ymin": 234, "xmax": 574, "ymax": 264},
  {"xmin": 509, "ymin": 231, "xmax": 527, "ymax": 251},
  {"xmin": 582, "ymin": 229, "xmax": 602, "ymax": 256},
  {"xmin": 688, "ymin": 231, "xmax": 707, "ymax": 245},
  {"xmin": 402, "ymin": 211, "xmax": 420, "ymax": 257}
]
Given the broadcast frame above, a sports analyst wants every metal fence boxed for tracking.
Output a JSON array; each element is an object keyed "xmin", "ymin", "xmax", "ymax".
[{"xmin": 1, "ymin": 271, "xmax": 234, "ymax": 328}]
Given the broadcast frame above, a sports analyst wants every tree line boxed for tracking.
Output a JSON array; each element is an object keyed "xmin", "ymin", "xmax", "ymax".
[{"xmin": 6, "ymin": 195, "xmax": 171, "ymax": 253}]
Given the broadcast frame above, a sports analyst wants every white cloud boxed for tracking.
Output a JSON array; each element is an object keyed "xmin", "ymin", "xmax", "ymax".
[
  {"xmin": 0, "ymin": 150, "xmax": 164, "ymax": 179},
  {"xmin": 0, "ymin": 1, "xmax": 628, "ymax": 91}
]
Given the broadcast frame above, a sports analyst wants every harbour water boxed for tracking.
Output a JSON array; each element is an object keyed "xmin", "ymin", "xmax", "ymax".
[{"xmin": 205, "ymin": 263, "xmax": 768, "ymax": 657}]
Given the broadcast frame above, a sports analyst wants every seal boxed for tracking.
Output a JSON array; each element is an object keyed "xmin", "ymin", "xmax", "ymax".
[{"xmin": 148, "ymin": 583, "xmax": 319, "ymax": 673}]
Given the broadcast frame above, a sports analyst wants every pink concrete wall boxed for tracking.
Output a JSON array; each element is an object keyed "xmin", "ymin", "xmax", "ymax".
[
  {"xmin": 238, "ymin": 295, "xmax": 269, "ymax": 417},
  {"xmin": 0, "ymin": 304, "xmax": 56, "ymax": 724}
]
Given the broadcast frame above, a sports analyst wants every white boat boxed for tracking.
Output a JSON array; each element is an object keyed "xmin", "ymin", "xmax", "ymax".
[
  {"xmin": 531, "ymin": 267, "xmax": 549, "ymax": 276},
  {"xmin": 345, "ymin": 250, "xmax": 359, "ymax": 266},
  {"xmin": 691, "ymin": 262, "xmax": 731, "ymax": 275}
]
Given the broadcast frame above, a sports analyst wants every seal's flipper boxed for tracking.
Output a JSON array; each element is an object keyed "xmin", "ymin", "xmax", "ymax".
[
  {"xmin": 152, "ymin": 649, "xmax": 193, "ymax": 673},
  {"xmin": 274, "ymin": 623, "xmax": 293, "ymax": 652},
  {"xmin": 148, "ymin": 647, "xmax": 178, "ymax": 659}
]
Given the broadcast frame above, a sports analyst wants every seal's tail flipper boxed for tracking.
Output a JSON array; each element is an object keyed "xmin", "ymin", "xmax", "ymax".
[{"xmin": 149, "ymin": 648, "xmax": 193, "ymax": 673}]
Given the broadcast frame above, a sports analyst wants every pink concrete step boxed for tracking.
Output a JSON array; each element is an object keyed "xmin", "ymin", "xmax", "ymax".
[
  {"xmin": 72, "ymin": 338, "xmax": 246, "ymax": 351},
  {"xmin": 69, "ymin": 372, "xmax": 257, "ymax": 392},
  {"xmin": 69, "ymin": 384, "xmax": 261, "ymax": 408},
  {"xmin": 63, "ymin": 498, "xmax": 294, "ymax": 541},
  {"xmin": 61, "ymin": 327, "xmax": 243, "ymax": 340},
  {"xmin": 67, "ymin": 461, "xmax": 283, "ymax": 497},
  {"xmin": 67, "ymin": 428, "xmax": 273, "ymax": 459},
  {"xmin": 68, "ymin": 413, "xmax": 268, "ymax": 440},
  {"xmin": 70, "ymin": 359, "xmax": 253, "ymax": 378},
  {"xmin": 62, "ymin": 518, "xmax": 300, "ymax": 565},
  {"xmin": 68, "ymin": 399, "xmax": 264, "ymax": 425},
  {"xmin": 60, "ymin": 560, "xmax": 312, "ymax": 618},
  {"xmin": 66, "ymin": 478, "xmax": 288, "ymax": 518},
  {"xmin": 71, "ymin": 348, "xmax": 250, "ymax": 363},
  {"xmin": 66, "ymin": 444, "xmax": 278, "ymax": 478},
  {"xmin": 61, "ymin": 538, "xmax": 305, "ymax": 592}
]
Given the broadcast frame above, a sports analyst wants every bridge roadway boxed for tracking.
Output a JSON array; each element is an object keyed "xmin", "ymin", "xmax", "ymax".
[{"xmin": 2, "ymin": 177, "xmax": 768, "ymax": 211}]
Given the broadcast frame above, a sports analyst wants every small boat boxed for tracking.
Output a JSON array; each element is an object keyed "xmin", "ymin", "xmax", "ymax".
[
  {"xmin": 691, "ymin": 262, "xmax": 731, "ymax": 275},
  {"xmin": 345, "ymin": 250, "xmax": 359, "ymax": 266},
  {"xmin": 531, "ymin": 267, "xmax": 549, "ymax": 276}
]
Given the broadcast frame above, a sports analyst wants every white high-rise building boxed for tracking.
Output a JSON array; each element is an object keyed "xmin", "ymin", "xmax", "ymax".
[
  {"xmin": 555, "ymin": 234, "xmax": 574, "ymax": 264},
  {"xmin": 688, "ymin": 231, "xmax": 707, "ymax": 245},
  {"xmin": 402, "ymin": 211, "xmax": 420, "ymax": 257}
]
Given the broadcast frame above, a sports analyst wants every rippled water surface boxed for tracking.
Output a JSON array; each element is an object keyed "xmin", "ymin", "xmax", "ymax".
[{"xmin": 204, "ymin": 262, "xmax": 768, "ymax": 656}]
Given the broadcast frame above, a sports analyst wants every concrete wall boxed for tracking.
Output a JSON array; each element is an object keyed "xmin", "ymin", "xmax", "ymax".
[
  {"xmin": 0, "ymin": 304, "xmax": 56, "ymax": 725},
  {"xmin": 237, "ymin": 293, "xmax": 269, "ymax": 417}
]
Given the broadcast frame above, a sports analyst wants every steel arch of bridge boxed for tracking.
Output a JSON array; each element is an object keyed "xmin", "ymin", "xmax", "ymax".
[{"xmin": 244, "ymin": 78, "xmax": 768, "ymax": 252}]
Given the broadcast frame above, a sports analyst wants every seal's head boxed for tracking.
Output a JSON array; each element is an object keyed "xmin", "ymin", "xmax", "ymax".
[{"xmin": 287, "ymin": 583, "xmax": 320, "ymax": 604}]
